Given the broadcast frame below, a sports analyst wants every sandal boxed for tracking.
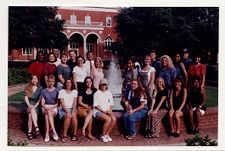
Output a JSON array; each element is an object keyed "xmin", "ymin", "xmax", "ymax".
[
  {"xmin": 71, "ymin": 135, "xmax": 78, "ymax": 141},
  {"xmin": 34, "ymin": 127, "xmax": 40, "ymax": 136},
  {"xmin": 27, "ymin": 132, "xmax": 34, "ymax": 140},
  {"xmin": 61, "ymin": 136, "xmax": 68, "ymax": 143},
  {"xmin": 126, "ymin": 134, "xmax": 136, "ymax": 140}
]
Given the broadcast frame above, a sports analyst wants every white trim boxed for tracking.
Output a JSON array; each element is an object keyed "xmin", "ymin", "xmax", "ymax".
[
  {"xmin": 61, "ymin": 31, "xmax": 69, "ymax": 39},
  {"xmin": 22, "ymin": 48, "xmax": 33, "ymax": 56},
  {"xmin": 64, "ymin": 26, "xmax": 104, "ymax": 31},
  {"xmin": 58, "ymin": 7, "xmax": 120, "ymax": 13},
  {"xmin": 69, "ymin": 31, "xmax": 85, "ymax": 39},
  {"xmin": 85, "ymin": 32, "xmax": 101, "ymax": 42}
]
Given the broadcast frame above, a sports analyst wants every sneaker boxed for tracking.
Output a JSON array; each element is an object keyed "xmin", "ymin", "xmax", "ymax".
[
  {"xmin": 100, "ymin": 135, "xmax": 109, "ymax": 143},
  {"xmin": 44, "ymin": 135, "xmax": 50, "ymax": 143},
  {"xmin": 105, "ymin": 135, "xmax": 112, "ymax": 142}
]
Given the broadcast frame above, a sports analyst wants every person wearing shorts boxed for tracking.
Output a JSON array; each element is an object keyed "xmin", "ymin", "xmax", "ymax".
[
  {"xmin": 58, "ymin": 78, "xmax": 78, "ymax": 142},
  {"xmin": 187, "ymin": 76, "xmax": 206, "ymax": 134},
  {"xmin": 93, "ymin": 78, "xmax": 116, "ymax": 143},
  {"xmin": 40, "ymin": 75, "xmax": 59, "ymax": 143}
]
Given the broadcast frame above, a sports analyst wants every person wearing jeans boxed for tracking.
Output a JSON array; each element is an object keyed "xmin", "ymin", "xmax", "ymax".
[{"xmin": 123, "ymin": 79, "xmax": 148, "ymax": 140}]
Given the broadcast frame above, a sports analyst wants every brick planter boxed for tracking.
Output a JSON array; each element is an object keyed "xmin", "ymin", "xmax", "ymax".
[{"xmin": 8, "ymin": 103, "xmax": 218, "ymax": 136}]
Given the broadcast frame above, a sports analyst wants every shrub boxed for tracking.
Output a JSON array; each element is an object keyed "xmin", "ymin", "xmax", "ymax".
[
  {"xmin": 185, "ymin": 134, "xmax": 217, "ymax": 146},
  {"xmin": 8, "ymin": 131, "xmax": 28, "ymax": 146},
  {"xmin": 8, "ymin": 67, "xmax": 29, "ymax": 85}
]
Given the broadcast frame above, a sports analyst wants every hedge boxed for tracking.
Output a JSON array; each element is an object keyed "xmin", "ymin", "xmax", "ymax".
[{"xmin": 8, "ymin": 67, "xmax": 29, "ymax": 85}]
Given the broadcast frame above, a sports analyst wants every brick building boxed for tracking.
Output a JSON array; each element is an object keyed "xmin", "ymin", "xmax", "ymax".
[{"xmin": 9, "ymin": 7, "xmax": 120, "ymax": 61}]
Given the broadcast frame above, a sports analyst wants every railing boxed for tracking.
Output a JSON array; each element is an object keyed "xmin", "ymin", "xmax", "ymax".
[{"xmin": 64, "ymin": 20, "xmax": 104, "ymax": 27}]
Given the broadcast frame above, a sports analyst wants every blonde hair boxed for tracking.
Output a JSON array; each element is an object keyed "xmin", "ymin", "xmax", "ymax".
[
  {"xmin": 160, "ymin": 55, "xmax": 174, "ymax": 69},
  {"xmin": 152, "ymin": 76, "xmax": 166, "ymax": 98},
  {"xmin": 94, "ymin": 57, "xmax": 104, "ymax": 68}
]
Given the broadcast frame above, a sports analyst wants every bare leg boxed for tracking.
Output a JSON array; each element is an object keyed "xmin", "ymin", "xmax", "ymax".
[
  {"xmin": 97, "ymin": 113, "xmax": 111, "ymax": 136},
  {"xmin": 30, "ymin": 108, "xmax": 38, "ymax": 127},
  {"xmin": 71, "ymin": 112, "xmax": 78, "ymax": 136},
  {"xmin": 195, "ymin": 109, "xmax": 201, "ymax": 130},
  {"xmin": 169, "ymin": 111, "xmax": 175, "ymax": 133},
  {"xmin": 105, "ymin": 114, "xmax": 116, "ymax": 135},
  {"xmin": 82, "ymin": 110, "xmax": 93, "ymax": 136},
  {"xmin": 189, "ymin": 109, "xmax": 194, "ymax": 130},
  {"xmin": 175, "ymin": 111, "xmax": 183, "ymax": 134},
  {"xmin": 28, "ymin": 113, "xmax": 32, "ymax": 133},
  {"xmin": 44, "ymin": 114, "xmax": 50, "ymax": 137},
  {"xmin": 62, "ymin": 114, "xmax": 72, "ymax": 137},
  {"xmin": 48, "ymin": 110, "xmax": 57, "ymax": 135}
]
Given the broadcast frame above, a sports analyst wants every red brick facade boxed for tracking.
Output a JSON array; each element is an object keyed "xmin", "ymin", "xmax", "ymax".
[{"xmin": 9, "ymin": 7, "xmax": 120, "ymax": 61}]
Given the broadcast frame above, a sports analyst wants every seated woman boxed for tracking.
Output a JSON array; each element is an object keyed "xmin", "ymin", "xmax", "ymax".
[
  {"xmin": 145, "ymin": 77, "xmax": 168, "ymax": 138},
  {"xmin": 123, "ymin": 79, "xmax": 148, "ymax": 140},
  {"xmin": 93, "ymin": 78, "xmax": 116, "ymax": 143},
  {"xmin": 188, "ymin": 76, "xmax": 206, "ymax": 134},
  {"xmin": 169, "ymin": 77, "xmax": 187, "ymax": 137},
  {"xmin": 58, "ymin": 78, "xmax": 78, "ymax": 143},
  {"xmin": 77, "ymin": 77, "xmax": 96, "ymax": 140},
  {"xmin": 40, "ymin": 75, "xmax": 59, "ymax": 142},
  {"xmin": 24, "ymin": 75, "xmax": 42, "ymax": 139}
]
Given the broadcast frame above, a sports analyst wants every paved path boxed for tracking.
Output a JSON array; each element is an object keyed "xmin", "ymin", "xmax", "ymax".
[
  {"xmin": 8, "ymin": 83, "xmax": 27, "ymax": 96},
  {"xmin": 8, "ymin": 127, "xmax": 217, "ymax": 146}
]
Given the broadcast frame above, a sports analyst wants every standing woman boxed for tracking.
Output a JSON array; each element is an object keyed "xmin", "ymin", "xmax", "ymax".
[
  {"xmin": 24, "ymin": 75, "xmax": 42, "ymax": 139},
  {"xmin": 56, "ymin": 53, "xmax": 71, "ymax": 90},
  {"xmin": 158, "ymin": 55, "xmax": 177, "ymax": 92},
  {"xmin": 121, "ymin": 58, "xmax": 138, "ymax": 110},
  {"xmin": 28, "ymin": 51, "xmax": 45, "ymax": 87},
  {"xmin": 187, "ymin": 53, "xmax": 206, "ymax": 91},
  {"xmin": 43, "ymin": 53, "xmax": 57, "ymax": 88},
  {"xmin": 90, "ymin": 57, "xmax": 104, "ymax": 89},
  {"xmin": 77, "ymin": 77, "xmax": 97, "ymax": 139},
  {"xmin": 138, "ymin": 55, "xmax": 155, "ymax": 108},
  {"xmin": 123, "ymin": 79, "xmax": 148, "ymax": 140},
  {"xmin": 58, "ymin": 78, "xmax": 78, "ymax": 142},
  {"xmin": 40, "ymin": 75, "xmax": 59, "ymax": 142},
  {"xmin": 73, "ymin": 55, "xmax": 87, "ymax": 92},
  {"xmin": 145, "ymin": 77, "xmax": 168, "ymax": 138},
  {"xmin": 168, "ymin": 78, "xmax": 187, "ymax": 137},
  {"xmin": 174, "ymin": 53, "xmax": 188, "ymax": 87},
  {"xmin": 93, "ymin": 79, "xmax": 116, "ymax": 143}
]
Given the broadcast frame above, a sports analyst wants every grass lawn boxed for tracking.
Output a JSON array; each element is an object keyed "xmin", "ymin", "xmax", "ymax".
[{"xmin": 8, "ymin": 86, "xmax": 218, "ymax": 107}]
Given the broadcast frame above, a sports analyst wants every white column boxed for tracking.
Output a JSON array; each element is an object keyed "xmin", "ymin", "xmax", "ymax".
[
  {"xmin": 97, "ymin": 38, "xmax": 100, "ymax": 57},
  {"xmin": 84, "ymin": 40, "xmax": 87, "ymax": 59}
]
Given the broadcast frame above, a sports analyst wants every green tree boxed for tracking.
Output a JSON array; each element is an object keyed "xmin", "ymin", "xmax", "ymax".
[
  {"xmin": 9, "ymin": 7, "xmax": 68, "ymax": 52},
  {"xmin": 115, "ymin": 7, "xmax": 218, "ymax": 63}
]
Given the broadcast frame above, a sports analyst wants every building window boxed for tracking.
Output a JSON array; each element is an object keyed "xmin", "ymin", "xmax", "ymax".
[
  {"xmin": 106, "ymin": 16, "xmax": 112, "ymax": 27},
  {"xmin": 87, "ymin": 42, "xmax": 94, "ymax": 52},
  {"xmin": 70, "ymin": 42, "xmax": 79, "ymax": 49},
  {"xmin": 70, "ymin": 15, "xmax": 77, "ymax": 24},
  {"xmin": 55, "ymin": 14, "xmax": 61, "ymax": 20},
  {"xmin": 22, "ymin": 48, "xmax": 32, "ymax": 55},
  {"xmin": 85, "ymin": 15, "xmax": 91, "ymax": 25},
  {"xmin": 105, "ymin": 37, "xmax": 112, "ymax": 51}
]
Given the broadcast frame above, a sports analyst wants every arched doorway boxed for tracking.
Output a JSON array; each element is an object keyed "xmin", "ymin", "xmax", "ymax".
[
  {"xmin": 69, "ymin": 33, "xmax": 84, "ymax": 56},
  {"xmin": 86, "ymin": 34, "xmax": 99, "ymax": 57}
]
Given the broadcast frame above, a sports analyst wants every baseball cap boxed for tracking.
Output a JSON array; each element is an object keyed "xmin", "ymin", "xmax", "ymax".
[{"xmin": 99, "ymin": 78, "xmax": 108, "ymax": 85}]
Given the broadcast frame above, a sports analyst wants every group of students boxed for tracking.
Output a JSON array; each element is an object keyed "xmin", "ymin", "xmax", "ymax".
[
  {"xmin": 121, "ymin": 49, "xmax": 206, "ymax": 139},
  {"xmin": 24, "ymin": 48, "xmax": 206, "ymax": 143}
]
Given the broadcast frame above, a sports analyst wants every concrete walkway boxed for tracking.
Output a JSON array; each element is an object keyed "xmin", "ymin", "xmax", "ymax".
[
  {"xmin": 8, "ymin": 83, "xmax": 27, "ymax": 96},
  {"xmin": 8, "ymin": 127, "xmax": 217, "ymax": 146}
]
